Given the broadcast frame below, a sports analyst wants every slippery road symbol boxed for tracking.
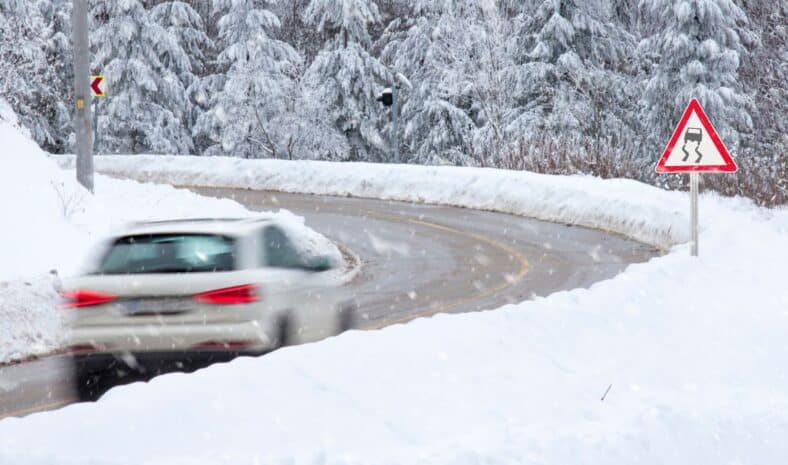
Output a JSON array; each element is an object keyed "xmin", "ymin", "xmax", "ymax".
[
  {"xmin": 655, "ymin": 99, "xmax": 737, "ymax": 173},
  {"xmin": 681, "ymin": 127, "xmax": 703, "ymax": 163}
]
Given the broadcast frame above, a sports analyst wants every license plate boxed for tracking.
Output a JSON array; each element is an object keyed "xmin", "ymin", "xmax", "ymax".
[{"xmin": 115, "ymin": 298, "xmax": 192, "ymax": 316}]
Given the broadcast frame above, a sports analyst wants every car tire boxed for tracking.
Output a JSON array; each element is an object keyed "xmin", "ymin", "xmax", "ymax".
[
  {"xmin": 276, "ymin": 313, "xmax": 293, "ymax": 348},
  {"xmin": 72, "ymin": 354, "xmax": 138, "ymax": 402},
  {"xmin": 74, "ymin": 368, "xmax": 111, "ymax": 401},
  {"xmin": 338, "ymin": 299, "xmax": 358, "ymax": 333}
]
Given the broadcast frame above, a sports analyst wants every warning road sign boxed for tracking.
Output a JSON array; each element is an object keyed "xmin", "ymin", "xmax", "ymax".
[
  {"xmin": 90, "ymin": 75, "xmax": 106, "ymax": 98},
  {"xmin": 655, "ymin": 98, "xmax": 736, "ymax": 173}
]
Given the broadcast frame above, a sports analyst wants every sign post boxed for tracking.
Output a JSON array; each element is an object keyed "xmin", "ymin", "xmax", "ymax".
[
  {"xmin": 392, "ymin": 83, "xmax": 400, "ymax": 164},
  {"xmin": 89, "ymin": 75, "xmax": 106, "ymax": 152},
  {"xmin": 655, "ymin": 98, "xmax": 737, "ymax": 256},
  {"xmin": 690, "ymin": 172, "xmax": 699, "ymax": 256},
  {"xmin": 376, "ymin": 86, "xmax": 399, "ymax": 163}
]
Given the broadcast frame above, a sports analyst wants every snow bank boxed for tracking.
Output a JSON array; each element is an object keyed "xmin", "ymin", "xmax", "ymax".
[
  {"xmin": 0, "ymin": 103, "xmax": 83, "ymax": 363},
  {"xmin": 0, "ymin": 116, "xmax": 341, "ymax": 364},
  {"xmin": 0, "ymin": 106, "xmax": 86, "ymax": 282},
  {"xmin": 1, "ymin": 192, "xmax": 786, "ymax": 463},
  {"xmin": 54, "ymin": 155, "xmax": 689, "ymax": 249},
  {"xmin": 0, "ymin": 279, "xmax": 61, "ymax": 365}
]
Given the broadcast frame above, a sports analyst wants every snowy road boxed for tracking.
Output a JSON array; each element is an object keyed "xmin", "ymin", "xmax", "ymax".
[
  {"xmin": 195, "ymin": 188, "xmax": 657, "ymax": 327},
  {"xmin": 0, "ymin": 189, "xmax": 656, "ymax": 419}
]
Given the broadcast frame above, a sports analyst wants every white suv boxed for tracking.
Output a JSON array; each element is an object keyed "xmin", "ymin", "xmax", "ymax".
[{"xmin": 61, "ymin": 218, "xmax": 353, "ymax": 397}]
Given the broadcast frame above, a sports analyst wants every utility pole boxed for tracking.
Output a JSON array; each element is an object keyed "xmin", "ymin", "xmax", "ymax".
[{"xmin": 72, "ymin": 0, "xmax": 94, "ymax": 192}]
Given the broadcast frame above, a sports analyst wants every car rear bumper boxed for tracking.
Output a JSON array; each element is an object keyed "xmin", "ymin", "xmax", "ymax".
[{"xmin": 67, "ymin": 320, "xmax": 274, "ymax": 354}]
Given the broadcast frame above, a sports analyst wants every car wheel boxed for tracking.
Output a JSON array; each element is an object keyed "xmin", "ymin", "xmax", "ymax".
[
  {"xmin": 338, "ymin": 299, "xmax": 358, "ymax": 333},
  {"xmin": 74, "ymin": 368, "xmax": 110, "ymax": 401},
  {"xmin": 72, "ymin": 354, "xmax": 137, "ymax": 401},
  {"xmin": 276, "ymin": 313, "xmax": 293, "ymax": 348}
]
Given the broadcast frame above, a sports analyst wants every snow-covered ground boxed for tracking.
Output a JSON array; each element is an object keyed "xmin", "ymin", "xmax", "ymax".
[
  {"xmin": 0, "ymin": 108, "xmax": 341, "ymax": 364},
  {"xmin": 3, "ymin": 152, "xmax": 785, "ymax": 463}
]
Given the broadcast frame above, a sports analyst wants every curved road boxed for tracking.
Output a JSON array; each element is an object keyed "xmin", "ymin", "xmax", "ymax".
[{"xmin": 0, "ymin": 189, "xmax": 657, "ymax": 419}]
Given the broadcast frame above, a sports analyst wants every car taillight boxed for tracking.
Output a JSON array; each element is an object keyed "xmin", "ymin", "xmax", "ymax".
[
  {"xmin": 60, "ymin": 290, "xmax": 117, "ymax": 308},
  {"xmin": 193, "ymin": 284, "xmax": 260, "ymax": 305}
]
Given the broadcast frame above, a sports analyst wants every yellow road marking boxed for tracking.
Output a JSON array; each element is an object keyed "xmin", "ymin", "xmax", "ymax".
[{"xmin": 358, "ymin": 211, "xmax": 530, "ymax": 329}]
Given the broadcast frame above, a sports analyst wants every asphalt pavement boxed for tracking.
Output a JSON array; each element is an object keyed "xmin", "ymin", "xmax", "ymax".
[{"xmin": 0, "ymin": 189, "xmax": 657, "ymax": 419}]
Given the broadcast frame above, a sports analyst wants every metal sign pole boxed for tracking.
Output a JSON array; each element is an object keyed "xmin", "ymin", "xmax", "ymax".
[
  {"xmin": 93, "ymin": 98, "xmax": 99, "ymax": 153},
  {"xmin": 690, "ymin": 172, "xmax": 699, "ymax": 256}
]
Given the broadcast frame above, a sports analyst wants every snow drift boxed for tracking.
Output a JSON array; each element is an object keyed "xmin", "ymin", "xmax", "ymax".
[{"xmin": 54, "ymin": 155, "xmax": 689, "ymax": 249}]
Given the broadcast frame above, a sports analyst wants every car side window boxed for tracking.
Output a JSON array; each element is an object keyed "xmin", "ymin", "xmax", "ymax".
[{"xmin": 261, "ymin": 225, "xmax": 303, "ymax": 269}]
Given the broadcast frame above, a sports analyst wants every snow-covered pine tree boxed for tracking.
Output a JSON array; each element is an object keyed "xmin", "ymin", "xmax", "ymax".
[
  {"xmin": 380, "ymin": 0, "xmax": 477, "ymax": 166},
  {"xmin": 149, "ymin": 2, "xmax": 212, "ymax": 79},
  {"xmin": 302, "ymin": 0, "xmax": 391, "ymax": 161},
  {"xmin": 0, "ymin": 0, "xmax": 66, "ymax": 152},
  {"xmin": 735, "ymin": 0, "xmax": 786, "ymax": 204},
  {"xmin": 511, "ymin": 0, "xmax": 636, "ymax": 147},
  {"xmin": 91, "ymin": 0, "xmax": 193, "ymax": 154},
  {"xmin": 194, "ymin": 0, "xmax": 301, "ymax": 158},
  {"xmin": 271, "ymin": 0, "xmax": 323, "ymax": 62},
  {"xmin": 266, "ymin": 75, "xmax": 352, "ymax": 160},
  {"xmin": 390, "ymin": 0, "xmax": 529, "ymax": 166},
  {"xmin": 38, "ymin": 0, "xmax": 74, "ymax": 153},
  {"xmin": 638, "ymin": 0, "xmax": 754, "ymax": 155},
  {"xmin": 149, "ymin": 1, "xmax": 212, "ymax": 150},
  {"xmin": 448, "ymin": 1, "xmax": 520, "ymax": 166}
]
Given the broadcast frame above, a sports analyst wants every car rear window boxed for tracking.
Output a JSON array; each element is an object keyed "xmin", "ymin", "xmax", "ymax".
[{"xmin": 97, "ymin": 234, "xmax": 236, "ymax": 274}]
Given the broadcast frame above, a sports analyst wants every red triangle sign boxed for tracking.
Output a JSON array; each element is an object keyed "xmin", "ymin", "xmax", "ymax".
[{"xmin": 655, "ymin": 98, "xmax": 737, "ymax": 173}]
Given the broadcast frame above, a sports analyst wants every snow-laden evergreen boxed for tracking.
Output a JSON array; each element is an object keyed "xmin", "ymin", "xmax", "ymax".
[
  {"xmin": 736, "ymin": 1, "xmax": 787, "ymax": 201},
  {"xmin": 90, "ymin": 0, "xmax": 193, "ymax": 154},
  {"xmin": 0, "ymin": 0, "xmax": 69, "ymax": 153},
  {"xmin": 149, "ymin": 1, "xmax": 212, "ymax": 79},
  {"xmin": 149, "ymin": 1, "xmax": 213, "ymax": 149},
  {"xmin": 638, "ymin": 0, "xmax": 754, "ymax": 151},
  {"xmin": 511, "ymin": 1, "xmax": 637, "ymax": 146},
  {"xmin": 39, "ymin": 0, "xmax": 74, "ymax": 154},
  {"xmin": 194, "ymin": 0, "xmax": 302, "ymax": 158},
  {"xmin": 302, "ymin": 0, "xmax": 391, "ymax": 161},
  {"xmin": 381, "ymin": 2, "xmax": 477, "ymax": 165}
]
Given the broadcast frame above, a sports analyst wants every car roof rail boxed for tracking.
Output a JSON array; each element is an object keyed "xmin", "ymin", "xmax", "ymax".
[{"xmin": 128, "ymin": 217, "xmax": 271, "ymax": 227}]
